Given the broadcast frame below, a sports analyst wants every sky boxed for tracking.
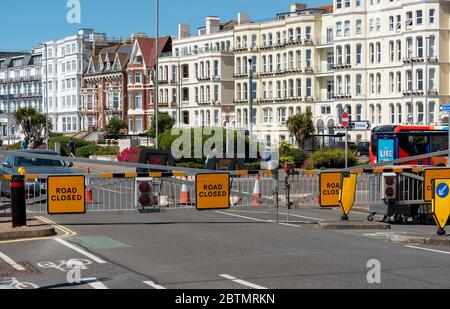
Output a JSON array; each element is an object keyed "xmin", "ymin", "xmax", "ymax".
[{"xmin": 0, "ymin": 0, "xmax": 330, "ymax": 51}]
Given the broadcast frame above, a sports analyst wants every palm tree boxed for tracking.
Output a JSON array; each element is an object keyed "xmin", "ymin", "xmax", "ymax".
[{"xmin": 286, "ymin": 111, "xmax": 315, "ymax": 149}]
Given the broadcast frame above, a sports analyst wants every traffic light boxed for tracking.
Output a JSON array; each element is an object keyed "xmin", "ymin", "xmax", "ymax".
[
  {"xmin": 381, "ymin": 173, "xmax": 397, "ymax": 201},
  {"xmin": 135, "ymin": 178, "xmax": 155, "ymax": 207}
]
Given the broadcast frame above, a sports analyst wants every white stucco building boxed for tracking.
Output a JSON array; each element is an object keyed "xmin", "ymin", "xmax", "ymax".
[
  {"xmin": 42, "ymin": 29, "xmax": 108, "ymax": 134},
  {"xmin": 0, "ymin": 49, "xmax": 43, "ymax": 144},
  {"xmin": 158, "ymin": 17, "xmax": 237, "ymax": 128}
]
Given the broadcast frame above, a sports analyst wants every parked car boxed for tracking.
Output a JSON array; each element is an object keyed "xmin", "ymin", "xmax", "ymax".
[
  {"xmin": 0, "ymin": 150, "xmax": 74, "ymax": 197},
  {"xmin": 357, "ymin": 142, "xmax": 370, "ymax": 157}
]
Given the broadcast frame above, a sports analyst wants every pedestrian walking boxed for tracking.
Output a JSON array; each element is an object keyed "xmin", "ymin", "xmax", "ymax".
[
  {"xmin": 21, "ymin": 137, "xmax": 29, "ymax": 150},
  {"xmin": 67, "ymin": 138, "xmax": 76, "ymax": 157}
]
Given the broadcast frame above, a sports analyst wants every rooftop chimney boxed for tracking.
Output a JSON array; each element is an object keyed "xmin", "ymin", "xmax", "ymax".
[
  {"xmin": 238, "ymin": 12, "xmax": 251, "ymax": 25},
  {"xmin": 206, "ymin": 16, "xmax": 220, "ymax": 34},
  {"xmin": 131, "ymin": 32, "xmax": 148, "ymax": 39},
  {"xmin": 290, "ymin": 3, "xmax": 306, "ymax": 13},
  {"xmin": 178, "ymin": 24, "xmax": 191, "ymax": 39}
]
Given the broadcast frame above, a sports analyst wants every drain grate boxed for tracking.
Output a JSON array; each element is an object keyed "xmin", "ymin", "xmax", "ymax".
[{"xmin": 0, "ymin": 262, "xmax": 41, "ymax": 277}]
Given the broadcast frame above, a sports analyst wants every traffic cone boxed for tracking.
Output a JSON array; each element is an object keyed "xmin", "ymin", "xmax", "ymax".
[
  {"xmin": 180, "ymin": 178, "xmax": 191, "ymax": 205},
  {"xmin": 252, "ymin": 174, "xmax": 263, "ymax": 206},
  {"xmin": 85, "ymin": 168, "xmax": 93, "ymax": 204}
]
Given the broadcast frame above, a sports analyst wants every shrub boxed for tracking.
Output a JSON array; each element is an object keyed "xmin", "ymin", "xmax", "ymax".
[
  {"xmin": 49, "ymin": 136, "xmax": 91, "ymax": 156},
  {"xmin": 175, "ymin": 162, "xmax": 205, "ymax": 169},
  {"xmin": 75, "ymin": 145, "xmax": 119, "ymax": 158},
  {"xmin": 243, "ymin": 162, "xmax": 261, "ymax": 171},
  {"xmin": 310, "ymin": 148, "xmax": 357, "ymax": 169},
  {"xmin": 7, "ymin": 142, "xmax": 22, "ymax": 150},
  {"xmin": 117, "ymin": 148, "xmax": 140, "ymax": 163},
  {"xmin": 279, "ymin": 141, "xmax": 308, "ymax": 167},
  {"xmin": 75, "ymin": 144, "xmax": 97, "ymax": 158}
]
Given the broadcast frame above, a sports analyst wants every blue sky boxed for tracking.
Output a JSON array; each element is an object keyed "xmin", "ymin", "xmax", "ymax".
[{"xmin": 0, "ymin": 0, "xmax": 330, "ymax": 51}]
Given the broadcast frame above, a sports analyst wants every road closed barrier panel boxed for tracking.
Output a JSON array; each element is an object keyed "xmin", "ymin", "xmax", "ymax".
[
  {"xmin": 319, "ymin": 172, "xmax": 341, "ymax": 207},
  {"xmin": 47, "ymin": 175, "xmax": 86, "ymax": 215},
  {"xmin": 431, "ymin": 178, "xmax": 450, "ymax": 233},
  {"xmin": 339, "ymin": 173, "xmax": 357, "ymax": 217},
  {"xmin": 196, "ymin": 173, "xmax": 230, "ymax": 210}
]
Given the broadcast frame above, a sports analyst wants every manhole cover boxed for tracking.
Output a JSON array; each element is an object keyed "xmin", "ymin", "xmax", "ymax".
[{"xmin": 0, "ymin": 262, "xmax": 41, "ymax": 277}]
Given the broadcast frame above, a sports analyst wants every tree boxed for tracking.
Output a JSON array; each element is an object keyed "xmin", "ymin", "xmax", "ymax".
[
  {"xmin": 105, "ymin": 118, "xmax": 127, "ymax": 139},
  {"xmin": 286, "ymin": 111, "xmax": 315, "ymax": 149},
  {"xmin": 149, "ymin": 112, "xmax": 175, "ymax": 138},
  {"xmin": 14, "ymin": 107, "xmax": 52, "ymax": 143}
]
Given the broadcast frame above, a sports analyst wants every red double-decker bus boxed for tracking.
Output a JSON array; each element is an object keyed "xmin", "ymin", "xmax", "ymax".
[{"xmin": 370, "ymin": 125, "xmax": 448, "ymax": 166}]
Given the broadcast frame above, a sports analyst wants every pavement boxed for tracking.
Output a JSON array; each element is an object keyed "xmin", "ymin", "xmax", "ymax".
[
  {"xmin": 0, "ymin": 216, "xmax": 56, "ymax": 241},
  {"xmin": 1, "ymin": 206, "xmax": 450, "ymax": 289}
]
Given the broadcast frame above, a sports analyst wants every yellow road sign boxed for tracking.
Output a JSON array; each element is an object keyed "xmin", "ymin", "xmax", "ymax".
[
  {"xmin": 319, "ymin": 172, "xmax": 341, "ymax": 207},
  {"xmin": 196, "ymin": 173, "xmax": 230, "ymax": 210},
  {"xmin": 424, "ymin": 168, "xmax": 450, "ymax": 202},
  {"xmin": 339, "ymin": 173, "xmax": 357, "ymax": 216},
  {"xmin": 47, "ymin": 175, "xmax": 85, "ymax": 215},
  {"xmin": 432, "ymin": 179, "xmax": 450, "ymax": 230}
]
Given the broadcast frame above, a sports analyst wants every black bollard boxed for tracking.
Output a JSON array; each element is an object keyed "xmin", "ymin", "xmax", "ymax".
[{"xmin": 11, "ymin": 175, "xmax": 26, "ymax": 228}]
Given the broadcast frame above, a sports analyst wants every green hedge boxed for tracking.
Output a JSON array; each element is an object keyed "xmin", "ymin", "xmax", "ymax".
[
  {"xmin": 175, "ymin": 162, "xmax": 205, "ymax": 169},
  {"xmin": 49, "ymin": 136, "xmax": 91, "ymax": 156},
  {"xmin": 7, "ymin": 142, "xmax": 22, "ymax": 150},
  {"xmin": 310, "ymin": 148, "xmax": 357, "ymax": 169},
  {"xmin": 75, "ymin": 144, "xmax": 119, "ymax": 158},
  {"xmin": 243, "ymin": 162, "xmax": 261, "ymax": 171}
]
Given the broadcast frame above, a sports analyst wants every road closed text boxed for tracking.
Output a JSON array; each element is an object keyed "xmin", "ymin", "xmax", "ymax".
[
  {"xmin": 50, "ymin": 187, "xmax": 83, "ymax": 202},
  {"xmin": 198, "ymin": 184, "xmax": 228, "ymax": 198}
]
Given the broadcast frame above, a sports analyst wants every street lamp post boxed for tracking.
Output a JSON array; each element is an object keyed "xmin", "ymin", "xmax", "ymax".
[
  {"xmin": 248, "ymin": 58, "xmax": 253, "ymax": 138},
  {"xmin": 424, "ymin": 36, "xmax": 429, "ymax": 126},
  {"xmin": 154, "ymin": 0, "xmax": 160, "ymax": 149},
  {"xmin": 44, "ymin": 43, "xmax": 49, "ymax": 149}
]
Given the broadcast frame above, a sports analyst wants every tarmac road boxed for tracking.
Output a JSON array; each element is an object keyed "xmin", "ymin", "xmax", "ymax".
[{"xmin": 1, "ymin": 207, "xmax": 450, "ymax": 289}]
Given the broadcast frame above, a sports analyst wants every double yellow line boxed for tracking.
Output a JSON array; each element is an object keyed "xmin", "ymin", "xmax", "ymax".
[{"xmin": 0, "ymin": 216, "xmax": 76, "ymax": 244}]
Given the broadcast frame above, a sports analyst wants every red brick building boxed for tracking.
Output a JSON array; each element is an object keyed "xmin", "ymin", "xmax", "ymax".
[
  {"xmin": 126, "ymin": 36, "xmax": 172, "ymax": 133},
  {"xmin": 81, "ymin": 41, "xmax": 132, "ymax": 131}
]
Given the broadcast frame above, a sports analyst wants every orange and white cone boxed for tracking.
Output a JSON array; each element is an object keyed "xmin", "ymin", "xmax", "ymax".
[
  {"xmin": 86, "ymin": 168, "xmax": 93, "ymax": 204},
  {"xmin": 252, "ymin": 174, "xmax": 263, "ymax": 206},
  {"xmin": 180, "ymin": 178, "xmax": 191, "ymax": 205}
]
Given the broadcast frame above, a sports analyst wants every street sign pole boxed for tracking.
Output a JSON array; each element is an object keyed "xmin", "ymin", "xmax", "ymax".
[
  {"xmin": 345, "ymin": 128, "xmax": 348, "ymax": 169},
  {"xmin": 342, "ymin": 112, "xmax": 349, "ymax": 169}
]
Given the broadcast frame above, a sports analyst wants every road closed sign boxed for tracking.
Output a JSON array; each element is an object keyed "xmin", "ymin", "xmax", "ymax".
[
  {"xmin": 47, "ymin": 175, "xmax": 85, "ymax": 215},
  {"xmin": 320, "ymin": 172, "xmax": 341, "ymax": 207},
  {"xmin": 196, "ymin": 173, "xmax": 230, "ymax": 210}
]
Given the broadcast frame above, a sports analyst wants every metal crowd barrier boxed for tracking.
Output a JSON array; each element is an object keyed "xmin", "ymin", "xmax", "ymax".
[{"xmin": 0, "ymin": 170, "xmax": 278, "ymax": 215}]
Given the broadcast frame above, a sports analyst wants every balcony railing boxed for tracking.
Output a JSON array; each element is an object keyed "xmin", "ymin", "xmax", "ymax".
[
  {"xmin": 315, "ymin": 64, "xmax": 334, "ymax": 74},
  {"xmin": 160, "ymin": 46, "xmax": 233, "ymax": 58}
]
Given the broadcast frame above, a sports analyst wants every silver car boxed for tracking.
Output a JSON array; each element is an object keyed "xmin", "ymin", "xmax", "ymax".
[{"xmin": 0, "ymin": 150, "xmax": 74, "ymax": 197}]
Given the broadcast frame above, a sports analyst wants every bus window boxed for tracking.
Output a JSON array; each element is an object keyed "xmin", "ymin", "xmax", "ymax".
[
  {"xmin": 431, "ymin": 135, "xmax": 449, "ymax": 152},
  {"xmin": 398, "ymin": 135, "xmax": 429, "ymax": 157}
]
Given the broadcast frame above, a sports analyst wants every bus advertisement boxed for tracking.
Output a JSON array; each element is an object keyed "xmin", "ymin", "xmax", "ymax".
[{"xmin": 370, "ymin": 125, "xmax": 449, "ymax": 166}]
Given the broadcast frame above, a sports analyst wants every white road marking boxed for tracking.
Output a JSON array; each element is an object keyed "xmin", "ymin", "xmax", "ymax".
[
  {"xmin": 278, "ymin": 222, "xmax": 303, "ymax": 228},
  {"xmin": 55, "ymin": 239, "xmax": 107, "ymax": 264},
  {"xmin": 278, "ymin": 213, "xmax": 323, "ymax": 221},
  {"xmin": 215, "ymin": 211, "xmax": 272, "ymax": 223},
  {"xmin": 220, "ymin": 274, "xmax": 267, "ymax": 289},
  {"xmin": 406, "ymin": 245, "xmax": 450, "ymax": 255},
  {"xmin": 83, "ymin": 278, "xmax": 108, "ymax": 289},
  {"xmin": 228, "ymin": 210, "xmax": 271, "ymax": 214},
  {"xmin": 0, "ymin": 251, "xmax": 26, "ymax": 271},
  {"xmin": 143, "ymin": 280, "xmax": 166, "ymax": 289}
]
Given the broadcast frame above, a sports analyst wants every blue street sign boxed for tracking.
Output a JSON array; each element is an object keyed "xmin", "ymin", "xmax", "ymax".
[
  {"xmin": 437, "ymin": 183, "xmax": 449, "ymax": 199},
  {"xmin": 441, "ymin": 104, "xmax": 450, "ymax": 112}
]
